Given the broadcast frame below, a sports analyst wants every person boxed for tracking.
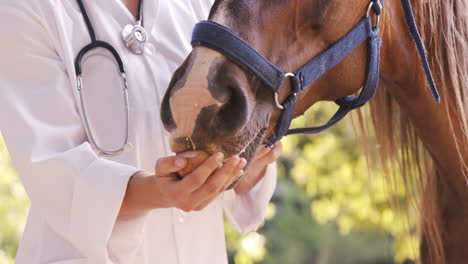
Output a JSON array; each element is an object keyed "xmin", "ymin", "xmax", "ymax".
[{"xmin": 0, "ymin": 0, "xmax": 281, "ymax": 263}]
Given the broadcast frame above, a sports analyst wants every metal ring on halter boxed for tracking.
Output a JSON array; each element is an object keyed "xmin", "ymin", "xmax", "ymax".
[
  {"xmin": 366, "ymin": 0, "xmax": 382, "ymax": 28},
  {"xmin": 274, "ymin": 73, "xmax": 297, "ymax": 110},
  {"xmin": 76, "ymin": 73, "xmax": 131, "ymax": 156},
  {"xmin": 274, "ymin": 93, "xmax": 284, "ymax": 110}
]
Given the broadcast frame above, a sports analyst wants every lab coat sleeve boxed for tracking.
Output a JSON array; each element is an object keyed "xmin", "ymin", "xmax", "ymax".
[
  {"xmin": 0, "ymin": 4, "xmax": 144, "ymax": 262},
  {"xmin": 223, "ymin": 163, "xmax": 277, "ymax": 234}
]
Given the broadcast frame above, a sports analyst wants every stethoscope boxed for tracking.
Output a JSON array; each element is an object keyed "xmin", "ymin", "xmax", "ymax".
[{"xmin": 74, "ymin": 0, "xmax": 150, "ymax": 156}]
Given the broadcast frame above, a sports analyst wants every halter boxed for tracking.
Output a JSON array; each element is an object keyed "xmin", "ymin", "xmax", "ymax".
[{"xmin": 191, "ymin": 0, "xmax": 440, "ymax": 145}]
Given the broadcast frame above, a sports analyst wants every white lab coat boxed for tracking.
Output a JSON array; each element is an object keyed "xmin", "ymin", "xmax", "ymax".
[{"xmin": 0, "ymin": 1, "xmax": 277, "ymax": 263}]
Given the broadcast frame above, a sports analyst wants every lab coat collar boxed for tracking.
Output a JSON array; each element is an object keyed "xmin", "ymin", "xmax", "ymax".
[
  {"xmin": 115, "ymin": 0, "xmax": 159, "ymax": 31},
  {"xmin": 89, "ymin": 0, "xmax": 159, "ymax": 38}
]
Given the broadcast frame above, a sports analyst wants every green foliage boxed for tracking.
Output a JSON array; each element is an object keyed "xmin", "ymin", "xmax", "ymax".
[
  {"xmin": 227, "ymin": 174, "xmax": 396, "ymax": 264},
  {"xmin": 226, "ymin": 102, "xmax": 418, "ymax": 264},
  {"xmin": 0, "ymin": 135, "xmax": 29, "ymax": 263}
]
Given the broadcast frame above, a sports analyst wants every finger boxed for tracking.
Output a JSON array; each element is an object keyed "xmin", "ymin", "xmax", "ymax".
[
  {"xmin": 192, "ymin": 193, "xmax": 220, "ymax": 211},
  {"xmin": 271, "ymin": 141, "xmax": 282, "ymax": 155},
  {"xmin": 176, "ymin": 151, "xmax": 210, "ymax": 177},
  {"xmin": 272, "ymin": 142, "xmax": 283, "ymax": 159},
  {"xmin": 257, "ymin": 141, "xmax": 282, "ymax": 165},
  {"xmin": 196, "ymin": 157, "xmax": 246, "ymax": 208},
  {"xmin": 176, "ymin": 151, "xmax": 205, "ymax": 158},
  {"xmin": 225, "ymin": 168, "xmax": 245, "ymax": 190},
  {"xmin": 219, "ymin": 157, "xmax": 245, "ymax": 192},
  {"xmin": 223, "ymin": 158, "xmax": 246, "ymax": 190},
  {"xmin": 254, "ymin": 146, "xmax": 271, "ymax": 160},
  {"xmin": 223, "ymin": 156, "xmax": 244, "ymax": 178},
  {"xmin": 179, "ymin": 152, "xmax": 224, "ymax": 192},
  {"xmin": 155, "ymin": 156, "xmax": 187, "ymax": 177},
  {"xmin": 235, "ymin": 158, "xmax": 247, "ymax": 174},
  {"xmin": 191, "ymin": 157, "xmax": 244, "ymax": 209},
  {"xmin": 190, "ymin": 156, "xmax": 241, "ymax": 202}
]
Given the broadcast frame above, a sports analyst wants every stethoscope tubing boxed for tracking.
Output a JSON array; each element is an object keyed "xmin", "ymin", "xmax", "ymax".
[
  {"xmin": 77, "ymin": 72, "xmax": 130, "ymax": 156},
  {"xmin": 75, "ymin": 41, "xmax": 126, "ymax": 75},
  {"xmin": 74, "ymin": 0, "xmax": 143, "ymax": 156}
]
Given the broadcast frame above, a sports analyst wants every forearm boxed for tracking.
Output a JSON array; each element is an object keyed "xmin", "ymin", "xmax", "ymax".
[{"xmin": 119, "ymin": 171, "xmax": 161, "ymax": 217}]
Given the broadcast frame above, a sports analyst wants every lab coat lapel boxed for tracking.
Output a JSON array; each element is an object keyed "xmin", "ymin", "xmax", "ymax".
[{"xmin": 89, "ymin": 0, "xmax": 158, "ymax": 39}]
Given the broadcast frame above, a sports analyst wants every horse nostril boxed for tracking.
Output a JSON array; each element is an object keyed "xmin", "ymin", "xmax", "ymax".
[
  {"xmin": 208, "ymin": 61, "xmax": 249, "ymax": 136},
  {"xmin": 214, "ymin": 83, "xmax": 248, "ymax": 135}
]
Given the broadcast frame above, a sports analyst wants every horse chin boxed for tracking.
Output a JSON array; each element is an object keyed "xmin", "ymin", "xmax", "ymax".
[
  {"xmin": 238, "ymin": 129, "xmax": 268, "ymax": 166},
  {"xmin": 200, "ymin": 125, "xmax": 267, "ymax": 167}
]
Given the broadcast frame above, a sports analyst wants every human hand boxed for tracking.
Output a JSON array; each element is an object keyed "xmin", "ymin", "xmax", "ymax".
[
  {"xmin": 152, "ymin": 152, "xmax": 247, "ymax": 212},
  {"xmin": 233, "ymin": 142, "xmax": 282, "ymax": 194}
]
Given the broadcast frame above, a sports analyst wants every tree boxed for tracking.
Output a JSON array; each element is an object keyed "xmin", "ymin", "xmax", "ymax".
[{"xmin": 0, "ymin": 135, "xmax": 29, "ymax": 264}]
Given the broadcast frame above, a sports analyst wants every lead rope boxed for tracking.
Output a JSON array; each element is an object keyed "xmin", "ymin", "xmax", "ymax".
[{"xmin": 400, "ymin": 0, "xmax": 440, "ymax": 102}]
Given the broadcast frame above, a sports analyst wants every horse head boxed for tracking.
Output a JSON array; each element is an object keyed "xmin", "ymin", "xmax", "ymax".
[{"xmin": 161, "ymin": 0, "xmax": 388, "ymax": 162}]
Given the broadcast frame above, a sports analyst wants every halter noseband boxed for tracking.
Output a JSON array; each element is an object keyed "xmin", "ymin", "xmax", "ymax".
[{"xmin": 191, "ymin": 0, "xmax": 440, "ymax": 146}]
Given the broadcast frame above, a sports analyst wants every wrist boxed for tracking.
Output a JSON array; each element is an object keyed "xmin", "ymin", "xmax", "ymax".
[
  {"xmin": 120, "ymin": 171, "xmax": 160, "ymax": 217},
  {"xmin": 132, "ymin": 171, "xmax": 167, "ymax": 209}
]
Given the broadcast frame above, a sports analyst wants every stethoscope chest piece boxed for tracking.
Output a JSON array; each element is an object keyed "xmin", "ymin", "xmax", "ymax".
[{"xmin": 122, "ymin": 23, "xmax": 152, "ymax": 55}]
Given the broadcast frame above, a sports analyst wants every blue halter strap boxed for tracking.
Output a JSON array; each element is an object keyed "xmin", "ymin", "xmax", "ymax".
[{"xmin": 191, "ymin": 0, "xmax": 439, "ymax": 145}]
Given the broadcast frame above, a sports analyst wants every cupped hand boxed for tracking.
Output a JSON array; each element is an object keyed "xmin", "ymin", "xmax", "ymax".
[
  {"xmin": 151, "ymin": 151, "xmax": 247, "ymax": 212},
  {"xmin": 233, "ymin": 142, "xmax": 282, "ymax": 194}
]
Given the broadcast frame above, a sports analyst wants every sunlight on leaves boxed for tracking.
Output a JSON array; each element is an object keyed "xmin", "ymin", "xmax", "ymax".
[
  {"xmin": 0, "ymin": 134, "xmax": 29, "ymax": 261},
  {"xmin": 241, "ymin": 232, "xmax": 266, "ymax": 261}
]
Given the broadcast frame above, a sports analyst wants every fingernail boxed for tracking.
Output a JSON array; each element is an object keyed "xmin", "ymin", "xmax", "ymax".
[
  {"xmin": 177, "ymin": 151, "xmax": 198, "ymax": 158},
  {"xmin": 175, "ymin": 158, "xmax": 187, "ymax": 168},
  {"xmin": 274, "ymin": 147, "xmax": 282, "ymax": 156},
  {"xmin": 240, "ymin": 158, "xmax": 247, "ymax": 167},
  {"xmin": 215, "ymin": 152, "xmax": 224, "ymax": 162}
]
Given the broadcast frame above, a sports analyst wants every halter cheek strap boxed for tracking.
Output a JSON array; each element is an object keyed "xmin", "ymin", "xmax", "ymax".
[
  {"xmin": 284, "ymin": 19, "xmax": 381, "ymax": 138},
  {"xmin": 191, "ymin": 0, "xmax": 440, "ymax": 145}
]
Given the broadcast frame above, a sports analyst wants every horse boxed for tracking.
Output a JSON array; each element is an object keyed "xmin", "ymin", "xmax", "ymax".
[{"xmin": 160, "ymin": 0, "xmax": 468, "ymax": 263}]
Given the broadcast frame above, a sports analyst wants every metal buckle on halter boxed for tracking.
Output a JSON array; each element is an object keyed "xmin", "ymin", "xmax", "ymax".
[
  {"xmin": 366, "ymin": 0, "xmax": 382, "ymax": 28},
  {"xmin": 274, "ymin": 73, "xmax": 297, "ymax": 110}
]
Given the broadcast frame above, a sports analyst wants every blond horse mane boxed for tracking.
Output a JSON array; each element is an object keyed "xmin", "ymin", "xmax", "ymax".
[{"xmin": 355, "ymin": 0, "xmax": 468, "ymax": 263}]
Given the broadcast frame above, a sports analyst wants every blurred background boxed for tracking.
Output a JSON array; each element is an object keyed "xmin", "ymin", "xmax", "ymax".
[{"xmin": 0, "ymin": 103, "xmax": 418, "ymax": 264}]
